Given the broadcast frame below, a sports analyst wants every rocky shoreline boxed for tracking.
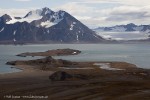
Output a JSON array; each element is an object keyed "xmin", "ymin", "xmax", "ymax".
[
  {"xmin": 6, "ymin": 55, "xmax": 137, "ymax": 71},
  {"xmin": 0, "ymin": 49, "xmax": 150, "ymax": 100}
]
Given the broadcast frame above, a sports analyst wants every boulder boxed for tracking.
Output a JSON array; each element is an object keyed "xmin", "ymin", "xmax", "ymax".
[
  {"xmin": 49, "ymin": 71, "xmax": 73, "ymax": 81},
  {"xmin": 6, "ymin": 61, "xmax": 16, "ymax": 65}
]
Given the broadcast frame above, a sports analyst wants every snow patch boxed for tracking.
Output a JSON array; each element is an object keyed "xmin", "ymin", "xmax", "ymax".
[
  {"xmin": 6, "ymin": 16, "xmax": 42, "ymax": 24},
  {"xmin": 0, "ymin": 27, "xmax": 4, "ymax": 32},
  {"xmin": 47, "ymin": 30, "xmax": 50, "ymax": 33},
  {"xmin": 45, "ymin": 10, "xmax": 51, "ymax": 15},
  {"xmin": 73, "ymin": 22, "xmax": 76, "ymax": 24},
  {"xmin": 111, "ymin": 26, "xmax": 126, "ymax": 32},
  {"xmin": 13, "ymin": 38, "xmax": 16, "ymax": 42},
  {"xmin": 53, "ymin": 12, "xmax": 64, "ymax": 23},
  {"xmin": 6, "ymin": 9, "xmax": 43, "ymax": 24},
  {"xmin": 82, "ymin": 33, "xmax": 84, "ymax": 36},
  {"xmin": 144, "ymin": 29, "xmax": 150, "ymax": 33},
  {"xmin": 76, "ymin": 33, "xmax": 79, "ymax": 41},
  {"xmin": 27, "ymin": 9, "xmax": 42, "ymax": 17},
  {"xmin": 70, "ymin": 23, "xmax": 74, "ymax": 30},
  {"xmin": 94, "ymin": 63, "xmax": 124, "ymax": 70},
  {"xmin": 6, "ymin": 9, "xmax": 64, "ymax": 28},
  {"xmin": 13, "ymin": 31, "xmax": 16, "ymax": 35},
  {"xmin": 72, "ymin": 52, "xmax": 77, "ymax": 54},
  {"xmin": 60, "ymin": 11, "xmax": 65, "ymax": 17},
  {"xmin": 41, "ymin": 21, "xmax": 56, "ymax": 28},
  {"xmin": 102, "ymin": 35, "xmax": 112, "ymax": 39},
  {"xmin": 93, "ymin": 34, "xmax": 99, "ymax": 38},
  {"xmin": 40, "ymin": 11, "xmax": 64, "ymax": 28},
  {"xmin": 133, "ymin": 26, "xmax": 143, "ymax": 31},
  {"xmin": 96, "ymin": 31, "xmax": 150, "ymax": 40},
  {"xmin": 114, "ymin": 38, "xmax": 124, "ymax": 40}
]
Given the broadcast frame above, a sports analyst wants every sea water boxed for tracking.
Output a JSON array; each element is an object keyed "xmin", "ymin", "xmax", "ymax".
[{"xmin": 0, "ymin": 43, "xmax": 150, "ymax": 74}]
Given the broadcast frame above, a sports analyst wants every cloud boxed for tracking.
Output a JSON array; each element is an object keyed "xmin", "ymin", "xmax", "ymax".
[
  {"xmin": 70, "ymin": 0, "xmax": 114, "ymax": 4},
  {"xmin": 75, "ymin": 0, "xmax": 150, "ymax": 6},
  {"xmin": 0, "ymin": 8, "xmax": 30, "ymax": 17},
  {"xmin": 1, "ymin": 0, "xmax": 150, "ymax": 27},
  {"xmin": 74, "ymin": 16, "xmax": 108, "ymax": 28},
  {"xmin": 53, "ymin": 2, "xmax": 94, "ymax": 16},
  {"xmin": 53, "ymin": 2, "xmax": 100, "ymax": 27},
  {"xmin": 53, "ymin": 1, "xmax": 149, "ymax": 27},
  {"xmin": 104, "ymin": 6, "xmax": 150, "ymax": 22},
  {"xmin": 112, "ymin": 0, "xmax": 150, "ymax": 6},
  {"xmin": 15, "ymin": 0, "xmax": 31, "ymax": 1},
  {"xmin": 94, "ymin": 5, "xmax": 150, "ymax": 26}
]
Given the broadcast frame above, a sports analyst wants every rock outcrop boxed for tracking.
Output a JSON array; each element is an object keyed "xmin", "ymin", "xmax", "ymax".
[
  {"xmin": 49, "ymin": 71, "xmax": 87, "ymax": 81},
  {"xmin": 49, "ymin": 71, "xmax": 73, "ymax": 81}
]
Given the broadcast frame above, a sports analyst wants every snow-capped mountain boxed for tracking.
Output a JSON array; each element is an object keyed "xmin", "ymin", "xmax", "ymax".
[
  {"xmin": 0, "ymin": 7, "xmax": 104, "ymax": 44},
  {"xmin": 94, "ymin": 23, "xmax": 150, "ymax": 41},
  {"xmin": 94, "ymin": 23, "xmax": 150, "ymax": 33}
]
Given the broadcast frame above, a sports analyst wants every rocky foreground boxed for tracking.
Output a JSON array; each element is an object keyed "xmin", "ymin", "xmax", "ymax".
[{"xmin": 0, "ymin": 49, "xmax": 150, "ymax": 100}]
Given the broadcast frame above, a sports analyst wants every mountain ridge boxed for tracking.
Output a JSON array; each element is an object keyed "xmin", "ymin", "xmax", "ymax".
[
  {"xmin": 94, "ymin": 23, "xmax": 150, "ymax": 33},
  {"xmin": 0, "ymin": 7, "xmax": 105, "ymax": 44},
  {"xmin": 94, "ymin": 23, "xmax": 150, "ymax": 41}
]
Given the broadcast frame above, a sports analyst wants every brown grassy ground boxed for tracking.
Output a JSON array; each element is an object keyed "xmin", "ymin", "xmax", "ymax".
[{"xmin": 0, "ymin": 61, "xmax": 150, "ymax": 100}]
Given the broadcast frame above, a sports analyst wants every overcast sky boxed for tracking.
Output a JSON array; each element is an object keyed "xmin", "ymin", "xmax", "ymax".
[{"xmin": 0, "ymin": 0, "xmax": 150, "ymax": 28}]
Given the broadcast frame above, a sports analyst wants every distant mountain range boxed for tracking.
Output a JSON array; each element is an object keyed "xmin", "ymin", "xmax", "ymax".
[
  {"xmin": 0, "ymin": 7, "xmax": 104, "ymax": 44},
  {"xmin": 94, "ymin": 23, "xmax": 150, "ymax": 41},
  {"xmin": 94, "ymin": 23, "xmax": 150, "ymax": 33}
]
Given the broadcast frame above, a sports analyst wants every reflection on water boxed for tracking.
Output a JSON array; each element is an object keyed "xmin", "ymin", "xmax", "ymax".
[{"xmin": 0, "ymin": 43, "xmax": 150, "ymax": 74}]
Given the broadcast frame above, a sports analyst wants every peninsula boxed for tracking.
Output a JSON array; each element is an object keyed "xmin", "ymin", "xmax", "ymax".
[{"xmin": 0, "ymin": 49, "xmax": 150, "ymax": 100}]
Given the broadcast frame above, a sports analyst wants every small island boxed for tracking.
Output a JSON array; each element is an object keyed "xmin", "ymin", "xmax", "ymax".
[
  {"xmin": 16, "ymin": 48, "xmax": 81, "ymax": 57},
  {"xmin": 0, "ymin": 49, "xmax": 150, "ymax": 100}
]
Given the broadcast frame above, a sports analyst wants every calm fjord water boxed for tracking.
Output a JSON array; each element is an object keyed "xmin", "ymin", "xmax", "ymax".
[{"xmin": 0, "ymin": 43, "xmax": 150, "ymax": 74}]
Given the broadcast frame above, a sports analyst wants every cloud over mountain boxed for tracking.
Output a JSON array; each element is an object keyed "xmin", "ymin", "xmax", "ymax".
[{"xmin": 1, "ymin": 0, "xmax": 150, "ymax": 27}]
